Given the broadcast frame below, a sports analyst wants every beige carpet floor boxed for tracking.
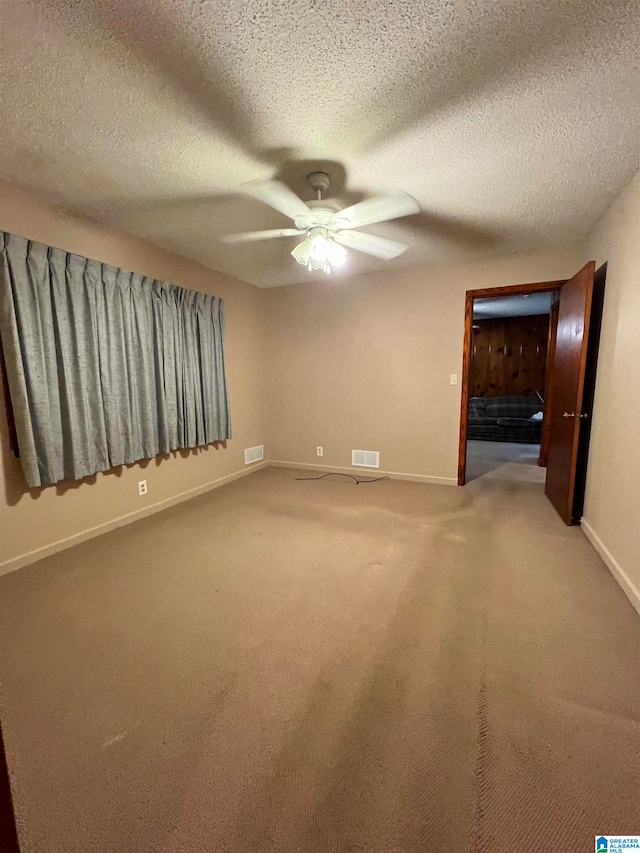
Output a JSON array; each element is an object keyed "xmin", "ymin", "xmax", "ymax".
[
  {"xmin": 0, "ymin": 467, "xmax": 638, "ymax": 852},
  {"xmin": 466, "ymin": 440, "xmax": 546, "ymax": 483}
]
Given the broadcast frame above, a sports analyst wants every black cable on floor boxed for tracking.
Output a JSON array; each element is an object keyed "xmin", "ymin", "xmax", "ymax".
[{"xmin": 294, "ymin": 472, "xmax": 390, "ymax": 485}]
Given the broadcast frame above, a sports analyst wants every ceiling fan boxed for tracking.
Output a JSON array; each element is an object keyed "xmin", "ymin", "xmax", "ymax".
[{"xmin": 223, "ymin": 172, "xmax": 420, "ymax": 274}]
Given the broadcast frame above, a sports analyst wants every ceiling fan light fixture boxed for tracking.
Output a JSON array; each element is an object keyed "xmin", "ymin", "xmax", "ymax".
[
  {"xmin": 291, "ymin": 238, "xmax": 328, "ymax": 271},
  {"xmin": 327, "ymin": 240, "xmax": 347, "ymax": 268},
  {"xmin": 291, "ymin": 238, "xmax": 311, "ymax": 266},
  {"xmin": 291, "ymin": 229, "xmax": 347, "ymax": 274},
  {"xmin": 309, "ymin": 229, "xmax": 330, "ymax": 262},
  {"xmin": 309, "ymin": 256, "xmax": 328, "ymax": 272}
]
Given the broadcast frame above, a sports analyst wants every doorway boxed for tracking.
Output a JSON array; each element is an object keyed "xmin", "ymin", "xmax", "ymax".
[
  {"xmin": 458, "ymin": 279, "xmax": 563, "ymax": 486},
  {"xmin": 457, "ymin": 264, "xmax": 605, "ymax": 525},
  {"xmin": 465, "ymin": 291, "xmax": 556, "ymax": 483}
]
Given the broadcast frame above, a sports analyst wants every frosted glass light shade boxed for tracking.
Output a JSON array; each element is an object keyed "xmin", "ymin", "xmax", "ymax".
[
  {"xmin": 291, "ymin": 234, "xmax": 347, "ymax": 274},
  {"xmin": 291, "ymin": 238, "xmax": 311, "ymax": 266},
  {"xmin": 327, "ymin": 241, "xmax": 347, "ymax": 267},
  {"xmin": 309, "ymin": 233, "xmax": 329, "ymax": 261}
]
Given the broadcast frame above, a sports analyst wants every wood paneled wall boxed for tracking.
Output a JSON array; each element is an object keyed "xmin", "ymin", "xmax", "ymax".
[{"xmin": 470, "ymin": 313, "xmax": 549, "ymax": 398}]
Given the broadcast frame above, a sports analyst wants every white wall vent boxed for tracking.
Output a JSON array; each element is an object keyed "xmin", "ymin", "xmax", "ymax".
[
  {"xmin": 352, "ymin": 450, "xmax": 380, "ymax": 469},
  {"xmin": 244, "ymin": 445, "xmax": 264, "ymax": 465}
]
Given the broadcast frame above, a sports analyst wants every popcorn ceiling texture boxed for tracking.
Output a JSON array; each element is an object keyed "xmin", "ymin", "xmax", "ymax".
[{"xmin": 1, "ymin": 0, "xmax": 639, "ymax": 287}]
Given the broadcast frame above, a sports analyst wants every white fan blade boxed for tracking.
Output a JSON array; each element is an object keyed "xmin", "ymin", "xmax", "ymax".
[
  {"xmin": 331, "ymin": 192, "xmax": 419, "ymax": 230},
  {"xmin": 223, "ymin": 228, "xmax": 300, "ymax": 243},
  {"xmin": 241, "ymin": 179, "xmax": 310, "ymax": 221},
  {"xmin": 333, "ymin": 230, "xmax": 409, "ymax": 260}
]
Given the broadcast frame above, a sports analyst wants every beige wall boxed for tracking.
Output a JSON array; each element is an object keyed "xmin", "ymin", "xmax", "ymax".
[
  {"xmin": 265, "ymin": 246, "xmax": 586, "ymax": 481},
  {"xmin": 582, "ymin": 172, "xmax": 640, "ymax": 611},
  {"xmin": 0, "ymin": 182, "xmax": 268, "ymax": 569}
]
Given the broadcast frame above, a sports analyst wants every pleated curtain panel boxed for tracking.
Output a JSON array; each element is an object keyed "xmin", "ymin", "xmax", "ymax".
[{"xmin": 0, "ymin": 232, "xmax": 231, "ymax": 488}]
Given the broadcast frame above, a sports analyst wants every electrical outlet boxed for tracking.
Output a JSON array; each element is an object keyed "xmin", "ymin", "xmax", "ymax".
[
  {"xmin": 450, "ymin": 373, "xmax": 458, "ymax": 385},
  {"xmin": 138, "ymin": 480, "xmax": 148, "ymax": 496},
  {"xmin": 316, "ymin": 446, "xmax": 323, "ymax": 456}
]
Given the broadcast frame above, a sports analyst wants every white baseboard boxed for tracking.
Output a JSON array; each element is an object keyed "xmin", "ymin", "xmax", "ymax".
[
  {"xmin": 269, "ymin": 459, "xmax": 458, "ymax": 486},
  {"xmin": 0, "ymin": 461, "xmax": 270, "ymax": 577},
  {"xmin": 581, "ymin": 518, "xmax": 640, "ymax": 616}
]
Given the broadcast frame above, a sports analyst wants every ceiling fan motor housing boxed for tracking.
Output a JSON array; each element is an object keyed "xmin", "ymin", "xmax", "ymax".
[
  {"xmin": 307, "ymin": 171, "xmax": 331, "ymax": 195},
  {"xmin": 294, "ymin": 201, "xmax": 338, "ymax": 231}
]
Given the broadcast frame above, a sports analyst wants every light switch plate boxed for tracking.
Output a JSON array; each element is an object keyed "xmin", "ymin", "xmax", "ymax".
[{"xmin": 450, "ymin": 373, "xmax": 458, "ymax": 385}]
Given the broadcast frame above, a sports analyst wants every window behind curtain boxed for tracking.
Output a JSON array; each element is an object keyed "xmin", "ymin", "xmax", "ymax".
[{"xmin": 0, "ymin": 232, "xmax": 231, "ymax": 488}]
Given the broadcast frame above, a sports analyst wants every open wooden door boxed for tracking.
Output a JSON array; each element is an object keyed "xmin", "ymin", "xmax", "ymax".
[{"xmin": 544, "ymin": 261, "xmax": 596, "ymax": 524}]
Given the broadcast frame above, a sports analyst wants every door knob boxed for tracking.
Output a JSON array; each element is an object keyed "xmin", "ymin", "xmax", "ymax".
[{"xmin": 562, "ymin": 412, "xmax": 575, "ymax": 418}]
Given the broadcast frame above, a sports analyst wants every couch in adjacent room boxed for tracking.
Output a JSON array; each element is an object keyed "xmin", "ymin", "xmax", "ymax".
[{"xmin": 468, "ymin": 396, "xmax": 544, "ymax": 443}]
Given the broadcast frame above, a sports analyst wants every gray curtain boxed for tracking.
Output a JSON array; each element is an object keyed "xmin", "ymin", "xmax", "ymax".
[{"xmin": 0, "ymin": 232, "xmax": 230, "ymax": 488}]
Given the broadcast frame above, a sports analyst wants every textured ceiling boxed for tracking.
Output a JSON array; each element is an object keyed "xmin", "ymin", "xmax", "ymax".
[{"xmin": 1, "ymin": 0, "xmax": 639, "ymax": 287}]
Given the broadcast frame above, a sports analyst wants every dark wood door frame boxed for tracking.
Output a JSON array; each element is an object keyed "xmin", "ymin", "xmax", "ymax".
[
  {"xmin": 458, "ymin": 279, "xmax": 567, "ymax": 485},
  {"xmin": 538, "ymin": 298, "xmax": 560, "ymax": 468}
]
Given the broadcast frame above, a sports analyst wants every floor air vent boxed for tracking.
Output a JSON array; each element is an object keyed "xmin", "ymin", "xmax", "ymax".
[
  {"xmin": 352, "ymin": 450, "xmax": 380, "ymax": 469},
  {"xmin": 244, "ymin": 445, "xmax": 264, "ymax": 465}
]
